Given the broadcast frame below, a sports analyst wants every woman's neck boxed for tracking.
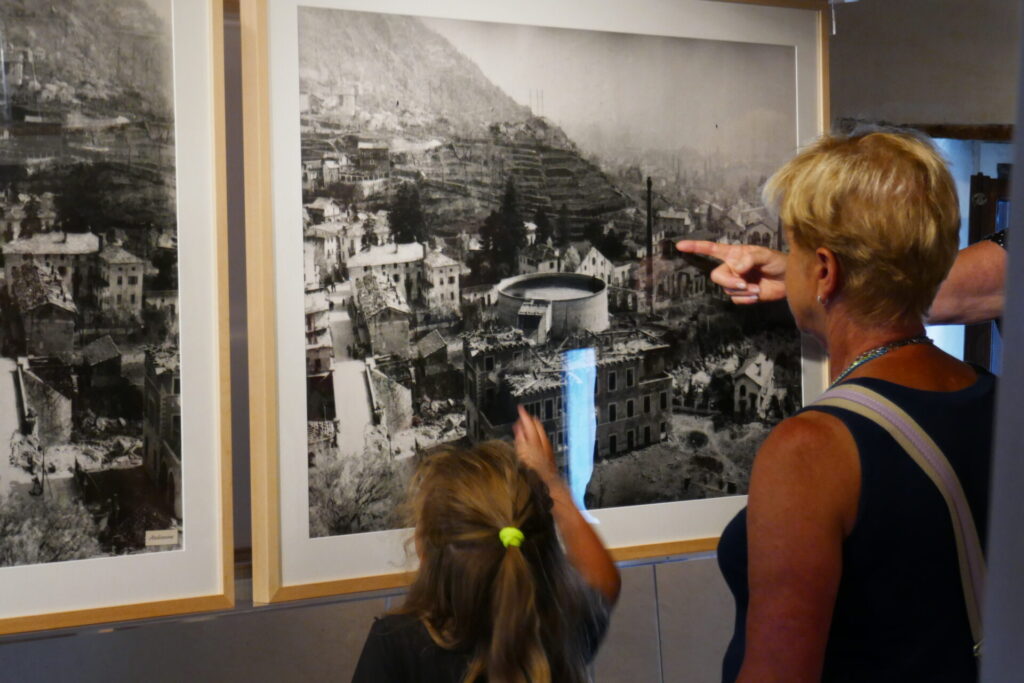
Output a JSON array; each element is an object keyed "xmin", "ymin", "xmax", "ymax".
[{"xmin": 823, "ymin": 311, "xmax": 926, "ymax": 384}]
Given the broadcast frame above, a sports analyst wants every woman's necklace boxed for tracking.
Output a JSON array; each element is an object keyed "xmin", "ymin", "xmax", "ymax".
[{"xmin": 829, "ymin": 334, "xmax": 933, "ymax": 389}]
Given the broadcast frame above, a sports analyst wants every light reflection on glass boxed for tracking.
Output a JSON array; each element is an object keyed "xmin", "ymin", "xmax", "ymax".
[{"xmin": 562, "ymin": 347, "xmax": 597, "ymax": 518}]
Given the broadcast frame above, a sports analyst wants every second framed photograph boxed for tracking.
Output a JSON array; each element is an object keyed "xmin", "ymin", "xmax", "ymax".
[
  {"xmin": 243, "ymin": 0, "xmax": 827, "ymax": 602},
  {"xmin": 0, "ymin": 0, "xmax": 233, "ymax": 633}
]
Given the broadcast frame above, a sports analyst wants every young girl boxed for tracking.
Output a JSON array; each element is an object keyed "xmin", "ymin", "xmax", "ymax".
[{"xmin": 352, "ymin": 407, "xmax": 620, "ymax": 683}]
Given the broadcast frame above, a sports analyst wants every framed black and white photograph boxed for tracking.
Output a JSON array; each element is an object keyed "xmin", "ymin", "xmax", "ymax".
[
  {"xmin": 244, "ymin": 0, "xmax": 827, "ymax": 602},
  {"xmin": 0, "ymin": 0, "xmax": 232, "ymax": 633}
]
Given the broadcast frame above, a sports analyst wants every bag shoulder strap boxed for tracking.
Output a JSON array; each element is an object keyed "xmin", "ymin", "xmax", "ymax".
[{"xmin": 813, "ymin": 383, "xmax": 985, "ymax": 654}]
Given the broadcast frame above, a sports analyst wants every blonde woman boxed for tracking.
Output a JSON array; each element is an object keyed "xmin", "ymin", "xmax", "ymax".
[
  {"xmin": 352, "ymin": 407, "xmax": 620, "ymax": 683},
  {"xmin": 715, "ymin": 133, "xmax": 995, "ymax": 681}
]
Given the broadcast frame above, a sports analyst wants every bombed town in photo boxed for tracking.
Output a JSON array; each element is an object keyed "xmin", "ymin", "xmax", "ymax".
[
  {"xmin": 0, "ymin": 0, "xmax": 182, "ymax": 566},
  {"xmin": 300, "ymin": 8, "xmax": 804, "ymax": 536}
]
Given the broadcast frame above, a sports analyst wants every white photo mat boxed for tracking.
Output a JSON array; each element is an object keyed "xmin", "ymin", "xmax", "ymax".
[
  {"xmin": 0, "ymin": 0, "xmax": 231, "ymax": 631},
  {"xmin": 257, "ymin": 0, "xmax": 827, "ymax": 595}
]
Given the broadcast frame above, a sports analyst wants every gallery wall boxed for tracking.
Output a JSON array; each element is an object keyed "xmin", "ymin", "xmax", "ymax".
[
  {"xmin": 830, "ymin": 0, "xmax": 1020, "ymax": 126},
  {"xmin": 0, "ymin": 2, "xmax": 1022, "ymax": 682}
]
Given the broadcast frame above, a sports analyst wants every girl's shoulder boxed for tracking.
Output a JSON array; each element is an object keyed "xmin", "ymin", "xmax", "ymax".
[
  {"xmin": 354, "ymin": 613, "xmax": 471, "ymax": 683},
  {"xmin": 371, "ymin": 612, "xmax": 423, "ymax": 636}
]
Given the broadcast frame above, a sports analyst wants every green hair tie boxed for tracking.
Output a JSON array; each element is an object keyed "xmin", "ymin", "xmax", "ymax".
[{"xmin": 498, "ymin": 526, "xmax": 525, "ymax": 549}]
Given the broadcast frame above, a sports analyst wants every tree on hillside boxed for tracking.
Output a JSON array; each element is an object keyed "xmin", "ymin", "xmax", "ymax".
[
  {"xmin": 479, "ymin": 177, "xmax": 527, "ymax": 277},
  {"xmin": 498, "ymin": 176, "xmax": 524, "ymax": 233},
  {"xmin": 151, "ymin": 248, "xmax": 178, "ymax": 290},
  {"xmin": 20, "ymin": 196, "xmax": 42, "ymax": 238},
  {"xmin": 389, "ymin": 183, "xmax": 426, "ymax": 244},
  {"xmin": 533, "ymin": 207, "xmax": 552, "ymax": 245},
  {"xmin": 54, "ymin": 164, "xmax": 104, "ymax": 234},
  {"xmin": 583, "ymin": 220, "xmax": 604, "ymax": 246},
  {"xmin": 556, "ymin": 203, "xmax": 572, "ymax": 246},
  {"xmin": 600, "ymin": 229, "xmax": 627, "ymax": 261}
]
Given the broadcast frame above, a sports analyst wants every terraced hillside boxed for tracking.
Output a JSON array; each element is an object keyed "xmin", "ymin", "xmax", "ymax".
[{"xmin": 405, "ymin": 136, "xmax": 632, "ymax": 232}]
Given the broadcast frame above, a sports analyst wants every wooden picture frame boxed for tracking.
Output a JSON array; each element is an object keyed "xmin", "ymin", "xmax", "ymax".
[
  {"xmin": 243, "ymin": 0, "xmax": 828, "ymax": 604},
  {"xmin": 0, "ymin": 0, "xmax": 233, "ymax": 634}
]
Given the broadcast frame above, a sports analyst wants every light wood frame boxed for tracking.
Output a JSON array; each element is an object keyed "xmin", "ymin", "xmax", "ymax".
[
  {"xmin": 243, "ymin": 0, "xmax": 828, "ymax": 604},
  {"xmin": 0, "ymin": 0, "xmax": 233, "ymax": 635}
]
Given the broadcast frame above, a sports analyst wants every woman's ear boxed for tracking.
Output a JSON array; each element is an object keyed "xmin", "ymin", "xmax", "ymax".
[{"xmin": 814, "ymin": 247, "xmax": 841, "ymax": 304}]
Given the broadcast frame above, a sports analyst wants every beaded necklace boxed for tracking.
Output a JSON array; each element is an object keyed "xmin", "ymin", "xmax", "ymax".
[{"xmin": 829, "ymin": 334, "xmax": 932, "ymax": 389}]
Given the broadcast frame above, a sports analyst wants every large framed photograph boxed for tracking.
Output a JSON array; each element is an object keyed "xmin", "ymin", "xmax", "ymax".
[
  {"xmin": 0, "ymin": 0, "xmax": 232, "ymax": 633},
  {"xmin": 244, "ymin": 0, "xmax": 827, "ymax": 602}
]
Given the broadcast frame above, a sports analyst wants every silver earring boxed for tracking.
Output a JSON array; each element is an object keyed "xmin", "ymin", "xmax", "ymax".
[{"xmin": 817, "ymin": 295, "xmax": 827, "ymax": 306}]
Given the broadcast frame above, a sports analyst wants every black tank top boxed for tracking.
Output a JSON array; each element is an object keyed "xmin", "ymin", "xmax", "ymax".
[{"xmin": 717, "ymin": 371, "xmax": 995, "ymax": 682}]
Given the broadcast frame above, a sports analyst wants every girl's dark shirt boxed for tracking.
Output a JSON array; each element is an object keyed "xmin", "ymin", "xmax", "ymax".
[
  {"xmin": 351, "ymin": 590, "xmax": 610, "ymax": 682},
  {"xmin": 718, "ymin": 371, "xmax": 995, "ymax": 683}
]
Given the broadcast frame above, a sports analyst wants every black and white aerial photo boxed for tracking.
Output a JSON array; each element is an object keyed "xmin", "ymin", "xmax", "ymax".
[
  {"xmin": 0, "ymin": 0, "xmax": 182, "ymax": 566},
  {"xmin": 299, "ymin": 8, "xmax": 803, "ymax": 536}
]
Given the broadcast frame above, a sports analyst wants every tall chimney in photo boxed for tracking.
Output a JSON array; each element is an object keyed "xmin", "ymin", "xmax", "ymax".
[{"xmin": 646, "ymin": 176, "xmax": 653, "ymax": 313}]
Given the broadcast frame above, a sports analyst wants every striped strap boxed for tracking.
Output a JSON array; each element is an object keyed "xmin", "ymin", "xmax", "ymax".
[{"xmin": 814, "ymin": 384, "xmax": 985, "ymax": 654}]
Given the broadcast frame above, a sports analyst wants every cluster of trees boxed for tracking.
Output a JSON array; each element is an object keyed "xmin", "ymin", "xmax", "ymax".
[
  {"xmin": 478, "ymin": 178, "xmax": 527, "ymax": 278},
  {"xmin": 389, "ymin": 182, "xmax": 427, "ymax": 244},
  {"xmin": 0, "ymin": 498, "xmax": 102, "ymax": 567},
  {"xmin": 582, "ymin": 220, "xmax": 628, "ymax": 261},
  {"xmin": 530, "ymin": 204, "xmax": 573, "ymax": 248},
  {"xmin": 308, "ymin": 433, "xmax": 410, "ymax": 536}
]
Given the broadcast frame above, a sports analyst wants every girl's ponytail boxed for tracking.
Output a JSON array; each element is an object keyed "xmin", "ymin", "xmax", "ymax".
[
  {"xmin": 402, "ymin": 442, "xmax": 593, "ymax": 683},
  {"xmin": 483, "ymin": 543, "xmax": 550, "ymax": 683}
]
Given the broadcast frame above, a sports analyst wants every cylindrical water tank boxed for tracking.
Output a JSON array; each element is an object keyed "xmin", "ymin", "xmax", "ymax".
[{"xmin": 496, "ymin": 272, "xmax": 609, "ymax": 337}]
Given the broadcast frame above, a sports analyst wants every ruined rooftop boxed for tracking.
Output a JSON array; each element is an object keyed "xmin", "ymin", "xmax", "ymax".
[
  {"xmin": 304, "ymin": 289, "xmax": 330, "ymax": 315},
  {"xmin": 22, "ymin": 357, "xmax": 77, "ymax": 401},
  {"xmin": 2, "ymin": 231, "xmax": 100, "ymax": 255},
  {"xmin": 735, "ymin": 353, "xmax": 774, "ymax": 388},
  {"xmin": 505, "ymin": 366, "xmax": 564, "ymax": 398},
  {"xmin": 305, "ymin": 197, "xmax": 339, "ymax": 212},
  {"xmin": 10, "ymin": 262, "xmax": 76, "ymax": 314},
  {"xmin": 82, "ymin": 335, "xmax": 121, "ymax": 366},
  {"xmin": 500, "ymin": 329, "xmax": 669, "ymax": 397},
  {"xmin": 465, "ymin": 326, "xmax": 529, "ymax": 355},
  {"xmin": 99, "ymin": 245, "xmax": 144, "ymax": 265},
  {"xmin": 423, "ymin": 250, "xmax": 459, "ymax": 269},
  {"xmin": 355, "ymin": 272, "xmax": 411, "ymax": 318},
  {"xmin": 347, "ymin": 241, "xmax": 424, "ymax": 269},
  {"xmin": 146, "ymin": 345, "xmax": 180, "ymax": 375},
  {"xmin": 416, "ymin": 329, "xmax": 447, "ymax": 358},
  {"xmin": 308, "ymin": 420, "xmax": 337, "ymax": 443}
]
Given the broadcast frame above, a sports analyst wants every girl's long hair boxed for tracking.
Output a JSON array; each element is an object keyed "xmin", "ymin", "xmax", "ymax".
[{"xmin": 400, "ymin": 441, "xmax": 596, "ymax": 683}]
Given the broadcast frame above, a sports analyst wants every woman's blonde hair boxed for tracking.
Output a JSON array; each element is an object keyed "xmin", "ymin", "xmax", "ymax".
[
  {"xmin": 400, "ymin": 441, "xmax": 595, "ymax": 683},
  {"xmin": 763, "ymin": 131, "xmax": 960, "ymax": 324}
]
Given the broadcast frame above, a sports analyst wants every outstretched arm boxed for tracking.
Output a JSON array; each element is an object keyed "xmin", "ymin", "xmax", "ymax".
[
  {"xmin": 514, "ymin": 406, "xmax": 621, "ymax": 604},
  {"xmin": 675, "ymin": 240, "xmax": 788, "ymax": 304},
  {"xmin": 927, "ymin": 239, "xmax": 1006, "ymax": 325},
  {"xmin": 678, "ymin": 237, "xmax": 1008, "ymax": 325}
]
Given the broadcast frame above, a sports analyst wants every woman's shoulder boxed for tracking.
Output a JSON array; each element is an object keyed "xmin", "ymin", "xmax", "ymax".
[
  {"xmin": 751, "ymin": 410, "xmax": 861, "ymax": 534},
  {"xmin": 754, "ymin": 410, "xmax": 859, "ymax": 493},
  {"xmin": 758, "ymin": 409, "xmax": 855, "ymax": 470}
]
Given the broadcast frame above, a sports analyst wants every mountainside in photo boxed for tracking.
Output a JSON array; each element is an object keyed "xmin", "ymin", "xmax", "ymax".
[
  {"xmin": 0, "ymin": 0, "xmax": 172, "ymax": 119},
  {"xmin": 298, "ymin": 8, "xmax": 532, "ymax": 137}
]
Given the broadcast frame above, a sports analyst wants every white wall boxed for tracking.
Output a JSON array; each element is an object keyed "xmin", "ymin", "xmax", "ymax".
[{"xmin": 831, "ymin": 0, "xmax": 1020, "ymax": 125}]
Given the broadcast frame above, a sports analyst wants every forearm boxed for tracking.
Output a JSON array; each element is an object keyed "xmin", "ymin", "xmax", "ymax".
[
  {"xmin": 927, "ymin": 240, "xmax": 1006, "ymax": 325},
  {"xmin": 544, "ymin": 475, "xmax": 621, "ymax": 604}
]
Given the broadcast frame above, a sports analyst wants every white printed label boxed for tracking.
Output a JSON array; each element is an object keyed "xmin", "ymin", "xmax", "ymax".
[{"xmin": 145, "ymin": 529, "xmax": 180, "ymax": 547}]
